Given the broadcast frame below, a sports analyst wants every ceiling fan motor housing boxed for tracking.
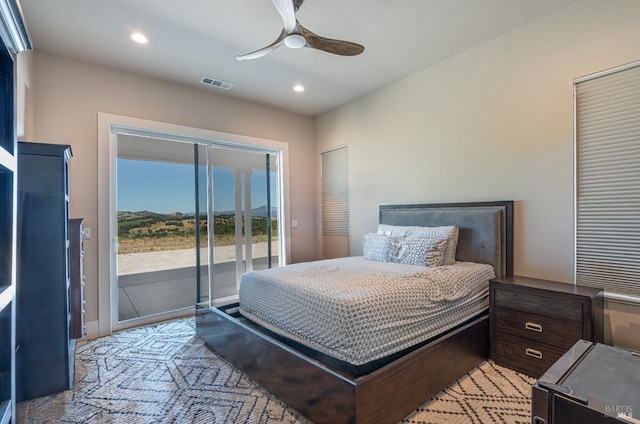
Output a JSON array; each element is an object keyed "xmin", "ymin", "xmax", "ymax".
[
  {"xmin": 284, "ymin": 34, "xmax": 306, "ymax": 48},
  {"xmin": 235, "ymin": 0, "xmax": 363, "ymax": 60}
]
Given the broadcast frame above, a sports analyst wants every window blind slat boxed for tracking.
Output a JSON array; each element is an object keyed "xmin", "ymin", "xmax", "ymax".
[
  {"xmin": 321, "ymin": 147, "xmax": 349, "ymax": 236},
  {"xmin": 576, "ymin": 62, "xmax": 640, "ymax": 297}
]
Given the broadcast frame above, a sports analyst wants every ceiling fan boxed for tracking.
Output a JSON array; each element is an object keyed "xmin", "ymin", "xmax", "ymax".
[{"xmin": 236, "ymin": 0, "xmax": 364, "ymax": 61}]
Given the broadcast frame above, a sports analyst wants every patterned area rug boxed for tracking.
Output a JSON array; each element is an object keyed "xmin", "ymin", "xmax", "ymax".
[
  {"xmin": 17, "ymin": 318, "xmax": 535, "ymax": 423},
  {"xmin": 401, "ymin": 361, "xmax": 535, "ymax": 424}
]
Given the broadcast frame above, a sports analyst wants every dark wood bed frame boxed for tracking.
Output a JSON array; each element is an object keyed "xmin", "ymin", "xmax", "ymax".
[{"xmin": 196, "ymin": 201, "xmax": 514, "ymax": 423}]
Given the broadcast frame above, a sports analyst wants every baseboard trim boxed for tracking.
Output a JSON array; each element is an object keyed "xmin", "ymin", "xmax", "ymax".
[{"xmin": 84, "ymin": 320, "xmax": 100, "ymax": 340}]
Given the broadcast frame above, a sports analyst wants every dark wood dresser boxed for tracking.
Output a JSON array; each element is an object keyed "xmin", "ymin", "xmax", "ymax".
[
  {"xmin": 16, "ymin": 142, "xmax": 75, "ymax": 401},
  {"xmin": 489, "ymin": 275, "xmax": 603, "ymax": 378},
  {"xmin": 69, "ymin": 218, "xmax": 86, "ymax": 340}
]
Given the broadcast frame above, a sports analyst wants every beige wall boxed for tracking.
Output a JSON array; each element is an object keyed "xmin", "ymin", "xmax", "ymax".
[
  {"xmin": 26, "ymin": 51, "xmax": 318, "ymax": 329},
  {"xmin": 316, "ymin": 0, "xmax": 640, "ymax": 351},
  {"xmin": 20, "ymin": 0, "xmax": 640, "ymax": 350}
]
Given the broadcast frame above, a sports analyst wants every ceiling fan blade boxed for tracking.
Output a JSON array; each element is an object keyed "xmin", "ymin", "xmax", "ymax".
[
  {"xmin": 298, "ymin": 23, "xmax": 364, "ymax": 56},
  {"xmin": 236, "ymin": 30, "xmax": 286, "ymax": 61},
  {"xmin": 272, "ymin": 0, "xmax": 297, "ymax": 34}
]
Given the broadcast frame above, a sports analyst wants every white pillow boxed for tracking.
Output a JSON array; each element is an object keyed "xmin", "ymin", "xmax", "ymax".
[
  {"xmin": 377, "ymin": 224, "xmax": 459, "ymax": 265},
  {"xmin": 363, "ymin": 233, "xmax": 390, "ymax": 262},
  {"xmin": 363, "ymin": 233, "xmax": 448, "ymax": 267},
  {"xmin": 387, "ymin": 236, "xmax": 448, "ymax": 267}
]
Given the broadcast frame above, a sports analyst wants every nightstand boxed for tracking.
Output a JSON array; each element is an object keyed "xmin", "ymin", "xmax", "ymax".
[{"xmin": 489, "ymin": 275, "xmax": 604, "ymax": 378}]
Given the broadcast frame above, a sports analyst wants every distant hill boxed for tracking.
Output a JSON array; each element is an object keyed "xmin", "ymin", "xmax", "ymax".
[
  {"xmin": 214, "ymin": 205, "xmax": 278, "ymax": 218},
  {"xmin": 118, "ymin": 210, "xmax": 193, "ymax": 222},
  {"xmin": 118, "ymin": 206, "xmax": 278, "ymax": 221}
]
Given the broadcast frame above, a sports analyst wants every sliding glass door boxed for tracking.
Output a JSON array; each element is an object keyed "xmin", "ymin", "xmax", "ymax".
[
  {"xmin": 198, "ymin": 145, "xmax": 280, "ymax": 307},
  {"xmin": 115, "ymin": 134, "xmax": 280, "ymax": 328}
]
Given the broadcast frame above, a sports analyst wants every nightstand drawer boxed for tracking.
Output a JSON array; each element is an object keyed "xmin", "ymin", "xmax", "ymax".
[
  {"xmin": 494, "ymin": 289, "xmax": 582, "ymax": 322},
  {"xmin": 493, "ymin": 333, "xmax": 569, "ymax": 377},
  {"xmin": 494, "ymin": 307, "xmax": 582, "ymax": 349},
  {"xmin": 490, "ymin": 276, "xmax": 603, "ymax": 378}
]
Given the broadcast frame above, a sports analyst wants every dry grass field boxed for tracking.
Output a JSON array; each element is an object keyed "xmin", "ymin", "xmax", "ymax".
[
  {"xmin": 118, "ymin": 211, "xmax": 277, "ymax": 254},
  {"xmin": 117, "ymin": 234, "xmax": 274, "ymax": 254}
]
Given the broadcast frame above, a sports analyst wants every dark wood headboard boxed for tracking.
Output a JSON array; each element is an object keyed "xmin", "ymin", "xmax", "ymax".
[{"xmin": 379, "ymin": 201, "xmax": 513, "ymax": 277}]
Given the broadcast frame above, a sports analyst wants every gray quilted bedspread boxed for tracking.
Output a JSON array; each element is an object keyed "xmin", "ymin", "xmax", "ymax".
[{"xmin": 238, "ymin": 256, "xmax": 495, "ymax": 365}]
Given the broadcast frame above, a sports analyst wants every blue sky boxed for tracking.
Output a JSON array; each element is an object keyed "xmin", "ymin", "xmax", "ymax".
[{"xmin": 117, "ymin": 159, "xmax": 278, "ymax": 214}]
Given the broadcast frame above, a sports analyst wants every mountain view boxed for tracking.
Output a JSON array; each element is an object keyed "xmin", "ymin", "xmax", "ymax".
[{"xmin": 117, "ymin": 208, "xmax": 278, "ymax": 254}]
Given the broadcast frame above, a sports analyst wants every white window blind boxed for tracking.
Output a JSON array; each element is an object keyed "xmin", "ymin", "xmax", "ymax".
[
  {"xmin": 575, "ymin": 61, "xmax": 640, "ymax": 297},
  {"xmin": 321, "ymin": 146, "xmax": 349, "ymax": 236}
]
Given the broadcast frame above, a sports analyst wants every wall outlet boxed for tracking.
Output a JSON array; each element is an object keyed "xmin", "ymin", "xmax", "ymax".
[
  {"xmin": 291, "ymin": 219, "xmax": 298, "ymax": 228},
  {"xmin": 82, "ymin": 228, "xmax": 91, "ymax": 239}
]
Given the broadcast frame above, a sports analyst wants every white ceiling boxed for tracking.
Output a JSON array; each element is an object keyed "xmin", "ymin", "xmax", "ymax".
[{"xmin": 19, "ymin": 0, "xmax": 579, "ymax": 117}]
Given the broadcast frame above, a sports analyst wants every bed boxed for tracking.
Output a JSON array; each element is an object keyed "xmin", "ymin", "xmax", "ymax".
[{"xmin": 196, "ymin": 201, "xmax": 513, "ymax": 424}]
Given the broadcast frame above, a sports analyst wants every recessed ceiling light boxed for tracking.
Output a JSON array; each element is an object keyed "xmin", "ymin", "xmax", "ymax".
[
  {"xmin": 130, "ymin": 32, "xmax": 149, "ymax": 45},
  {"xmin": 293, "ymin": 84, "xmax": 305, "ymax": 92}
]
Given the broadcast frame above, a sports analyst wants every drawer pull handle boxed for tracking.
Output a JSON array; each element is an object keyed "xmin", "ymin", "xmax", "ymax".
[
  {"xmin": 526, "ymin": 348, "xmax": 543, "ymax": 360},
  {"xmin": 525, "ymin": 322, "xmax": 543, "ymax": 333}
]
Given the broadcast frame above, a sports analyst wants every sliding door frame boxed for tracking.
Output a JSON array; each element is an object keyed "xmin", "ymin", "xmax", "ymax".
[{"xmin": 97, "ymin": 113, "xmax": 290, "ymax": 336}]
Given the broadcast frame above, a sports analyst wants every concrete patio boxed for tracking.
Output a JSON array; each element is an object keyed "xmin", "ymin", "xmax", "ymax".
[{"xmin": 117, "ymin": 242, "xmax": 278, "ymax": 320}]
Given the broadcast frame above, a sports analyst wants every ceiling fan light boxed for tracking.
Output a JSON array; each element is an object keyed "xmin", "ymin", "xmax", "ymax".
[{"xmin": 284, "ymin": 34, "xmax": 306, "ymax": 49}]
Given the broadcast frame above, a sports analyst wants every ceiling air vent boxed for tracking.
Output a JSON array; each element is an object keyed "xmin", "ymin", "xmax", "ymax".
[{"xmin": 200, "ymin": 76, "xmax": 233, "ymax": 90}]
